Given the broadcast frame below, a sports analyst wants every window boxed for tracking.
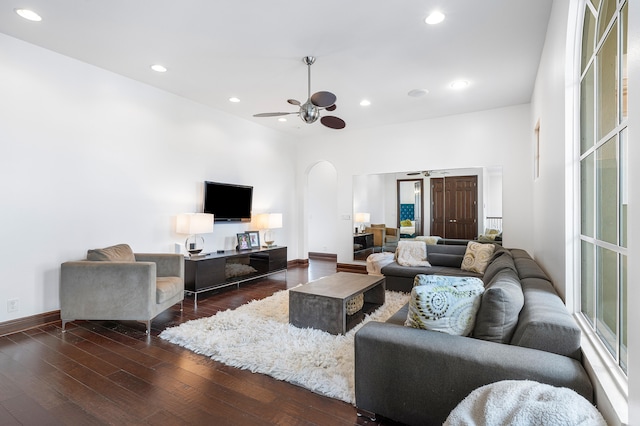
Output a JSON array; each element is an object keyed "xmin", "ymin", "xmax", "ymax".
[{"xmin": 578, "ymin": 0, "xmax": 628, "ymax": 374}]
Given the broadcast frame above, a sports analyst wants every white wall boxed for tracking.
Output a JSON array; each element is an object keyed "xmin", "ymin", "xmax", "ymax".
[
  {"xmin": 296, "ymin": 104, "xmax": 534, "ymax": 263},
  {"xmin": 529, "ymin": 0, "xmax": 572, "ymax": 300},
  {"xmin": 0, "ymin": 33, "xmax": 296, "ymax": 322}
]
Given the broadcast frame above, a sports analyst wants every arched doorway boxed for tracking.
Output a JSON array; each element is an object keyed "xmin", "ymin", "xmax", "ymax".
[{"xmin": 307, "ymin": 161, "xmax": 338, "ymax": 255}]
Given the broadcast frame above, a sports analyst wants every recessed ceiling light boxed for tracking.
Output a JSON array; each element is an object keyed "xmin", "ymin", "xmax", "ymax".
[
  {"xmin": 408, "ymin": 89, "xmax": 429, "ymax": 98},
  {"xmin": 278, "ymin": 118, "xmax": 287, "ymax": 122},
  {"xmin": 450, "ymin": 80, "xmax": 469, "ymax": 90},
  {"xmin": 15, "ymin": 8, "xmax": 42, "ymax": 22},
  {"xmin": 425, "ymin": 11, "xmax": 445, "ymax": 25},
  {"xmin": 229, "ymin": 97, "xmax": 240, "ymax": 103},
  {"xmin": 150, "ymin": 64, "xmax": 167, "ymax": 73},
  {"xmin": 360, "ymin": 99, "xmax": 371, "ymax": 107}
]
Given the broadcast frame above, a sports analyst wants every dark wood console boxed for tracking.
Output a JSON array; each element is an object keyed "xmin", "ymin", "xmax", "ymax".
[{"xmin": 184, "ymin": 246, "xmax": 287, "ymax": 307}]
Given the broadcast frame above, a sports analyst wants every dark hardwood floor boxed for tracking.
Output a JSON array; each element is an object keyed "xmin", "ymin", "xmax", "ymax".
[{"xmin": 0, "ymin": 259, "xmax": 402, "ymax": 425}]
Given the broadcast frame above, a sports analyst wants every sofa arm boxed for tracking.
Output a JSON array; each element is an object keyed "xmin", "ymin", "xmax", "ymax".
[
  {"xmin": 135, "ymin": 253, "xmax": 184, "ymax": 278},
  {"xmin": 355, "ymin": 321, "xmax": 593, "ymax": 426},
  {"xmin": 60, "ymin": 261, "xmax": 156, "ymax": 320}
]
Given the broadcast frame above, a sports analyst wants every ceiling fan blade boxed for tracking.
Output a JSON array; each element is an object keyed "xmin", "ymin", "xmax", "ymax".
[
  {"xmin": 253, "ymin": 112, "xmax": 295, "ymax": 117},
  {"xmin": 311, "ymin": 91, "xmax": 337, "ymax": 108},
  {"xmin": 320, "ymin": 116, "xmax": 346, "ymax": 129},
  {"xmin": 287, "ymin": 99, "xmax": 301, "ymax": 106},
  {"xmin": 325, "ymin": 104, "xmax": 337, "ymax": 111}
]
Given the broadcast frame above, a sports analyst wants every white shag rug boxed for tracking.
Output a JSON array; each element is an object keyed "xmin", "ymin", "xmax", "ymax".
[{"xmin": 160, "ymin": 287, "xmax": 410, "ymax": 404}]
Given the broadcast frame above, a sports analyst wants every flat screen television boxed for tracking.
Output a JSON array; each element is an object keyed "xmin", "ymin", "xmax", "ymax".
[{"xmin": 203, "ymin": 181, "xmax": 253, "ymax": 222}]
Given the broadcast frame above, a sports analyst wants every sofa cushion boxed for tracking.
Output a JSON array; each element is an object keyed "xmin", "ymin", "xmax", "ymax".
[
  {"xmin": 427, "ymin": 244, "xmax": 467, "ymax": 267},
  {"xmin": 156, "ymin": 276, "xmax": 183, "ymax": 304},
  {"xmin": 461, "ymin": 242, "xmax": 496, "ymax": 274},
  {"xmin": 514, "ymin": 257, "xmax": 550, "ymax": 280},
  {"xmin": 405, "ymin": 275, "xmax": 484, "ymax": 336},
  {"xmin": 428, "ymin": 253, "xmax": 464, "ymax": 268},
  {"xmin": 473, "ymin": 269, "xmax": 524, "ymax": 343},
  {"xmin": 482, "ymin": 249, "xmax": 517, "ymax": 284},
  {"xmin": 510, "ymin": 277, "xmax": 582, "ymax": 360},
  {"xmin": 87, "ymin": 244, "xmax": 135, "ymax": 262}
]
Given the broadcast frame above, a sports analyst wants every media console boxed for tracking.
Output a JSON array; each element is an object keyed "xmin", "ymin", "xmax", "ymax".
[{"xmin": 184, "ymin": 246, "xmax": 287, "ymax": 307}]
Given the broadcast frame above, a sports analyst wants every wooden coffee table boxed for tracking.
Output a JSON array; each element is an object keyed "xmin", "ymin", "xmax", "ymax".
[{"xmin": 289, "ymin": 272, "xmax": 385, "ymax": 335}]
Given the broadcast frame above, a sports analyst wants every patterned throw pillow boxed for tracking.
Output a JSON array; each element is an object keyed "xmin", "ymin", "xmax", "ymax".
[
  {"xmin": 461, "ymin": 242, "xmax": 496, "ymax": 274},
  {"xmin": 405, "ymin": 275, "xmax": 484, "ymax": 336}
]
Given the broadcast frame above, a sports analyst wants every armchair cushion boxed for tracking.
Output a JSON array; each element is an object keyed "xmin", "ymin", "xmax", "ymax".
[
  {"xmin": 157, "ymin": 276, "xmax": 184, "ymax": 303},
  {"xmin": 87, "ymin": 244, "xmax": 136, "ymax": 262}
]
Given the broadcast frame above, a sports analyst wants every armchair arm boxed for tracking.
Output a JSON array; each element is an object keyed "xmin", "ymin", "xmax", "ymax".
[
  {"xmin": 135, "ymin": 253, "xmax": 184, "ymax": 278},
  {"xmin": 355, "ymin": 321, "xmax": 593, "ymax": 426},
  {"xmin": 60, "ymin": 261, "xmax": 156, "ymax": 321}
]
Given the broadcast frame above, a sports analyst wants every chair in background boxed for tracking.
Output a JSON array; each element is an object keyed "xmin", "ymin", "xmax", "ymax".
[
  {"xmin": 60, "ymin": 244, "xmax": 184, "ymax": 334},
  {"xmin": 369, "ymin": 224, "xmax": 400, "ymax": 252}
]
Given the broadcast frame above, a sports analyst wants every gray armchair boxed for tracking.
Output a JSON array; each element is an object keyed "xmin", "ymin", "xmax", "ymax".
[{"xmin": 60, "ymin": 244, "xmax": 184, "ymax": 334}]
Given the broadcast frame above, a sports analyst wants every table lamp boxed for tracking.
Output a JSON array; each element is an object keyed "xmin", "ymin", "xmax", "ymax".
[
  {"xmin": 256, "ymin": 213, "xmax": 283, "ymax": 247},
  {"xmin": 355, "ymin": 212, "xmax": 370, "ymax": 233},
  {"xmin": 176, "ymin": 213, "xmax": 214, "ymax": 255}
]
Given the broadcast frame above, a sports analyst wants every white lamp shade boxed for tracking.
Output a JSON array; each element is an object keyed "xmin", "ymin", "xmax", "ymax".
[
  {"xmin": 355, "ymin": 212, "xmax": 370, "ymax": 223},
  {"xmin": 176, "ymin": 213, "xmax": 214, "ymax": 234},
  {"xmin": 256, "ymin": 213, "xmax": 283, "ymax": 229}
]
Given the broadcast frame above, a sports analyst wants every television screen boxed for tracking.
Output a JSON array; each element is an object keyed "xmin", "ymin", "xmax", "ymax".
[{"xmin": 203, "ymin": 181, "xmax": 253, "ymax": 222}]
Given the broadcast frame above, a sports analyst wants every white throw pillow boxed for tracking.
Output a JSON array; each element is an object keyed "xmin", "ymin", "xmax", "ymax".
[
  {"xmin": 405, "ymin": 275, "xmax": 484, "ymax": 336},
  {"xmin": 461, "ymin": 242, "xmax": 496, "ymax": 274}
]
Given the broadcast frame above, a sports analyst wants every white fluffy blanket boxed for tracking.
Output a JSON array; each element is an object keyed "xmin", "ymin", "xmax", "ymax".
[
  {"xmin": 366, "ymin": 252, "xmax": 395, "ymax": 275},
  {"xmin": 159, "ymin": 287, "xmax": 410, "ymax": 404},
  {"xmin": 415, "ymin": 235, "xmax": 441, "ymax": 245},
  {"xmin": 396, "ymin": 240, "xmax": 431, "ymax": 267},
  {"xmin": 444, "ymin": 380, "xmax": 606, "ymax": 426}
]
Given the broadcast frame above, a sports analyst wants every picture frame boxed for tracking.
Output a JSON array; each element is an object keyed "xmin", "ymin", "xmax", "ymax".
[
  {"xmin": 247, "ymin": 231, "xmax": 260, "ymax": 249},
  {"xmin": 236, "ymin": 233, "xmax": 251, "ymax": 251}
]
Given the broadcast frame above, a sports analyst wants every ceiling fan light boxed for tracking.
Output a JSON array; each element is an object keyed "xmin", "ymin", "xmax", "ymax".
[
  {"xmin": 360, "ymin": 99, "xmax": 371, "ymax": 107},
  {"xmin": 229, "ymin": 97, "xmax": 240, "ymax": 103}
]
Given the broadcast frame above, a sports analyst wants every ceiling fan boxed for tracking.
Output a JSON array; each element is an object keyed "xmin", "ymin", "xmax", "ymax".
[
  {"xmin": 253, "ymin": 56, "xmax": 346, "ymax": 130},
  {"xmin": 407, "ymin": 171, "xmax": 432, "ymax": 177}
]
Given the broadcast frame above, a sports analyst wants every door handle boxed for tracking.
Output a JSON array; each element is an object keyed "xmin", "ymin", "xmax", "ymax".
[{"xmin": 449, "ymin": 219, "xmax": 457, "ymax": 223}]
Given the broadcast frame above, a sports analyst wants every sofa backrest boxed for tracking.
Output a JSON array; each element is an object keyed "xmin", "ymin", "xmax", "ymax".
[
  {"xmin": 426, "ymin": 244, "xmax": 467, "ymax": 267},
  {"xmin": 509, "ymin": 251, "xmax": 582, "ymax": 360}
]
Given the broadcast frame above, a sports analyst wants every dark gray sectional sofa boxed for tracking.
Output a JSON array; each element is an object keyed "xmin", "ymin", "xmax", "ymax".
[{"xmin": 355, "ymin": 245, "xmax": 593, "ymax": 426}]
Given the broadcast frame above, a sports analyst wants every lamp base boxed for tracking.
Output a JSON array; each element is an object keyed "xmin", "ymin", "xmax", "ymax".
[{"xmin": 185, "ymin": 235, "xmax": 205, "ymax": 256}]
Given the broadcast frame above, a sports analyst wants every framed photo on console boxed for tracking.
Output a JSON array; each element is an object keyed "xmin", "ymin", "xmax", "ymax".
[
  {"xmin": 247, "ymin": 231, "xmax": 260, "ymax": 249},
  {"xmin": 236, "ymin": 233, "xmax": 251, "ymax": 251}
]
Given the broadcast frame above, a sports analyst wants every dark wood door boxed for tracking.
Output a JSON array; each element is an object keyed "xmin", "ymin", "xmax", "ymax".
[{"xmin": 430, "ymin": 176, "xmax": 478, "ymax": 239}]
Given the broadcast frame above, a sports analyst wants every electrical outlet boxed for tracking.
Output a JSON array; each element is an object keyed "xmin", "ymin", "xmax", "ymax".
[{"xmin": 7, "ymin": 299, "xmax": 19, "ymax": 313}]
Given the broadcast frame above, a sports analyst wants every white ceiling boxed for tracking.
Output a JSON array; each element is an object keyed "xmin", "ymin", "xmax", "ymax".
[{"xmin": 0, "ymin": 1, "xmax": 553, "ymax": 135}]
